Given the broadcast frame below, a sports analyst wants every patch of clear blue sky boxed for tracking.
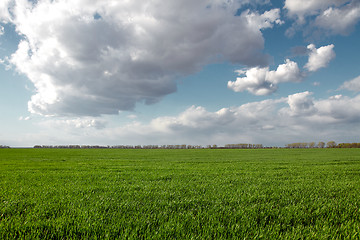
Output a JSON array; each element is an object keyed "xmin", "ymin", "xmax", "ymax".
[
  {"xmin": 299, "ymin": 28, "xmax": 360, "ymax": 99},
  {"xmin": 0, "ymin": 23, "xmax": 34, "ymax": 134},
  {"xmin": 0, "ymin": 24, "xmax": 33, "ymax": 106},
  {"xmin": 130, "ymin": 63, "xmax": 241, "ymax": 121}
]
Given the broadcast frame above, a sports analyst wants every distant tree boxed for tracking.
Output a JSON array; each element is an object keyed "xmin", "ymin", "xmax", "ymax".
[
  {"xmin": 309, "ymin": 142, "xmax": 316, "ymax": 148},
  {"xmin": 317, "ymin": 142, "xmax": 325, "ymax": 148},
  {"xmin": 326, "ymin": 141, "xmax": 337, "ymax": 148},
  {"xmin": 337, "ymin": 143, "xmax": 360, "ymax": 148},
  {"xmin": 300, "ymin": 142, "xmax": 309, "ymax": 148}
]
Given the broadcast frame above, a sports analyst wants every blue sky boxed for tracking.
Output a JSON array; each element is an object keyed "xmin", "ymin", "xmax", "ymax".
[{"xmin": 1, "ymin": 0, "xmax": 360, "ymax": 147}]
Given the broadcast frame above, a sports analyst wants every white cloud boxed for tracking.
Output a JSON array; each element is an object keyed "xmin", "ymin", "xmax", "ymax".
[
  {"xmin": 315, "ymin": 94, "xmax": 360, "ymax": 122},
  {"xmin": 19, "ymin": 116, "xmax": 31, "ymax": 121},
  {"xmin": 245, "ymin": 8, "xmax": 284, "ymax": 29},
  {"xmin": 228, "ymin": 67, "xmax": 277, "ymax": 95},
  {"xmin": 9, "ymin": 91, "xmax": 360, "ymax": 146},
  {"xmin": 127, "ymin": 114, "xmax": 138, "ymax": 119},
  {"xmin": 339, "ymin": 75, "xmax": 360, "ymax": 92},
  {"xmin": 95, "ymin": 92, "xmax": 360, "ymax": 145},
  {"xmin": 41, "ymin": 117, "xmax": 107, "ymax": 130},
  {"xmin": 228, "ymin": 43, "xmax": 335, "ymax": 96},
  {"xmin": 4, "ymin": 0, "xmax": 283, "ymax": 116},
  {"xmin": 305, "ymin": 44, "xmax": 335, "ymax": 72},
  {"xmin": 0, "ymin": 25, "xmax": 4, "ymax": 35},
  {"xmin": 286, "ymin": 91, "xmax": 317, "ymax": 116},
  {"xmin": 228, "ymin": 59, "xmax": 303, "ymax": 95},
  {"xmin": 284, "ymin": 0, "xmax": 360, "ymax": 36},
  {"xmin": 284, "ymin": 0, "xmax": 342, "ymax": 21},
  {"xmin": 0, "ymin": 0, "xmax": 12, "ymax": 22},
  {"xmin": 315, "ymin": 2, "xmax": 360, "ymax": 35}
]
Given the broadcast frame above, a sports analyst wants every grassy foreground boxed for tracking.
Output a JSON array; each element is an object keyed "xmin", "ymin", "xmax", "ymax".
[{"xmin": 0, "ymin": 148, "xmax": 360, "ymax": 239}]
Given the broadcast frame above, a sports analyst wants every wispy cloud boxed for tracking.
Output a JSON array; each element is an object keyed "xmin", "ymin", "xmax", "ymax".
[{"xmin": 339, "ymin": 75, "xmax": 360, "ymax": 92}]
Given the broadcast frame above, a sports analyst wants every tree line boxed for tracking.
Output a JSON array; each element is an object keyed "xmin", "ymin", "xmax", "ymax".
[
  {"xmin": 285, "ymin": 141, "xmax": 360, "ymax": 148},
  {"xmin": 32, "ymin": 144, "xmax": 265, "ymax": 149},
  {"xmin": 0, "ymin": 142, "xmax": 357, "ymax": 149},
  {"xmin": 33, "ymin": 144, "xmax": 204, "ymax": 149},
  {"xmin": 336, "ymin": 143, "xmax": 360, "ymax": 148},
  {"xmin": 223, "ymin": 144, "xmax": 264, "ymax": 149}
]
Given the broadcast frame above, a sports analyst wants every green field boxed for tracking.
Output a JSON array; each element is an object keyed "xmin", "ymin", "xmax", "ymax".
[{"xmin": 1, "ymin": 148, "xmax": 360, "ymax": 239}]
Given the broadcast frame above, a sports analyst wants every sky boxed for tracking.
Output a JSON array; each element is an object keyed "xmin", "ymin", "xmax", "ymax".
[{"xmin": 0, "ymin": 0, "xmax": 360, "ymax": 147}]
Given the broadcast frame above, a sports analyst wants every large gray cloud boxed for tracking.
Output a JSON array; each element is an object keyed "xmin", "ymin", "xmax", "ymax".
[{"xmin": 1, "ymin": 0, "xmax": 282, "ymax": 116}]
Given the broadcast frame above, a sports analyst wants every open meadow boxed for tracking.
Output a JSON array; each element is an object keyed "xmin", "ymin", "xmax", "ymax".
[{"xmin": 1, "ymin": 148, "xmax": 360, "ymax": 239}]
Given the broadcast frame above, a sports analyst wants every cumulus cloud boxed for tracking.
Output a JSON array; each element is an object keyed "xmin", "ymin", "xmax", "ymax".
[
  {"xmin": 12, "ymin": 91, "xmax": 360, "ymax": 146},
  {"xmin": 314, "ymin": 2, "xmax": 360, "ymax": 35},
  {"xmin": 339, "ymin": 75, "xmax": 360, "ymax": 92},
  {"xmin": 3, "ymin": 0, "xmax": 283, "ymax": 116},
  {"xmin": 286, "ymin": 91, "xmax": 317, "ymax": 116},
  {"xmin": 284, "ymin": 0, "xmax": 344, "ymax": 21},
  {"xmin": 228, "ymin": 43, "xmax": 336, "ymax": 95},
  {"xmin": 228, "ymin": 67, "xmax": 278, "ymax": 95},
  {"xmin": 284, "ymin": 0, "xmax": 360, "ymax": 36},
  {"xmin": 245, "ymin": 8, "xmax": 284, "ymax": 29},
  {"xmin": 304, "ymin": 44, "xmax": 335, "ymax": 72},
  {"xmin": 90, "ymin": 92, "xmax": 360, "ymax": 145},
  {"xmin": 228, "ymin": 59, "xmax": 303, "ymax": 95},
  {"xmin": 315, "ymin": 94, "xmax": 360, "ymax": 122},
  {"xmin": 147, "ymin": 91, "xmax": 360, "ymax": 137}
]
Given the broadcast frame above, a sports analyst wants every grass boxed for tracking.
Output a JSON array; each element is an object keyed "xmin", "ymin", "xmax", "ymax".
[{"xmin": 0, "ymin": 148, "xmax": 360, "ymax": 239}]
